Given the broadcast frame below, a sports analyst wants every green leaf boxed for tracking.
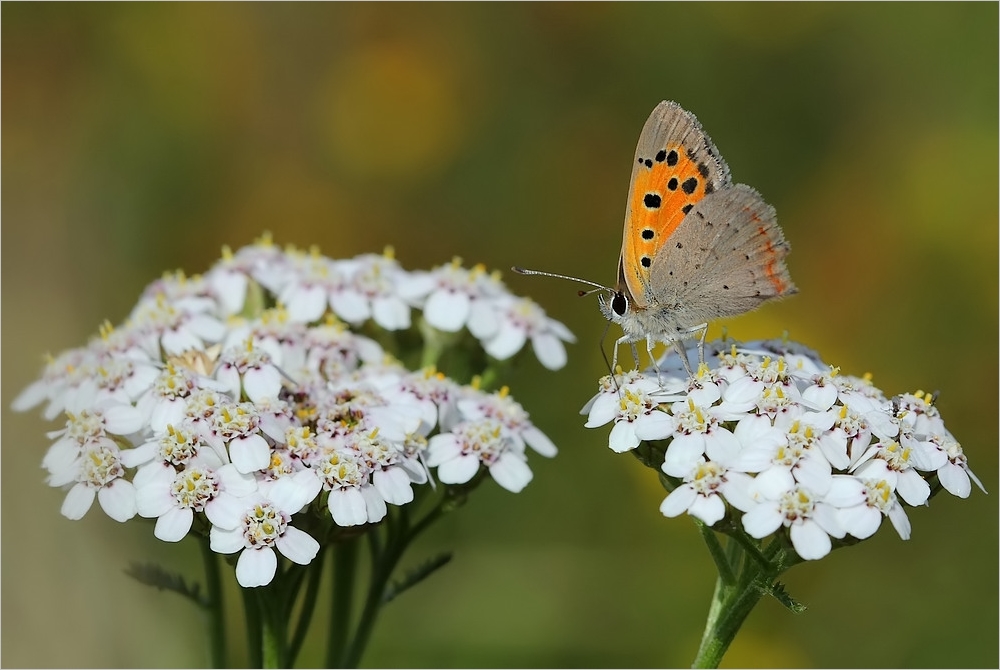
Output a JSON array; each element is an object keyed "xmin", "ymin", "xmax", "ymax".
[
  {"xmin": 381, "ymin": 552, "xmax": 453, "ymax": 605},
  {"xmin": 124, "ymin": 561, "xmax": 210, "ymax": 609},
  {"xmin": 765, "ymin": 580, "xmax": 806, "ymax": 614}
]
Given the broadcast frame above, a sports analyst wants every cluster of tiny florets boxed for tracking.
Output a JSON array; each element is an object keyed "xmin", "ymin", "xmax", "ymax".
[
  {"xmin": 583, "ymin": 339, "xmax": 983, "ymax": 560},
  {"xmin": 16, "ymin": 237, "xmax": 570, "ymax": 587}
]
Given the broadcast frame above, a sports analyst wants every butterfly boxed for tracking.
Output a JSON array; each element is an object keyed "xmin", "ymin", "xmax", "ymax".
[{"xmin": 515, "ymin": 101, "xmax": 796, "ymax": 378}]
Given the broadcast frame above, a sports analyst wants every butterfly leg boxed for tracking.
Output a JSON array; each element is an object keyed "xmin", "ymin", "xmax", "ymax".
[
  {"xmin": 644, "ymin": 335, "xmax": 664, "ymax": 384},
  {"xmin": 695, "ymin": 323, "xmax": 708, "ymax": 366},
  {"xmin": 671, "ymin": 339, "xmax": 694, "ymax": 378},
  {"xmin": 610, "ymin": 334, "xmax": 632, "ymax": 375}
]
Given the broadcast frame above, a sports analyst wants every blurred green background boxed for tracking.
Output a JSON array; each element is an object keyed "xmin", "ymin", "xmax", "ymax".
[{"xmin": 3, "ymin": 3, "xmax": 997, "ymax": 668}]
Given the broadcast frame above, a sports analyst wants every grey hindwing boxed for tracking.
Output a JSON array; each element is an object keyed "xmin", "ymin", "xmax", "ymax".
[{"xmin": 647, "ymin": 184, "xmax": 795, "ymax": 325}]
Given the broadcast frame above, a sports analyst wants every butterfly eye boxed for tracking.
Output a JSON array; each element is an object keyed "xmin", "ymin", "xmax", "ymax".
[{"xmin": 612, "ymin": 293, "xmax": 628, "ymax": 316}]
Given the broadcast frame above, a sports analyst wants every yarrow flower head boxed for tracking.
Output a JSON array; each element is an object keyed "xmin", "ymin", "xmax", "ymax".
[
  {"xmin": 16, "ymin": 235, "xmax": 568, "ymax": 588},
  {"xmin": 583, "ymin": 338, "xmax": 984, "ymax": 562}
]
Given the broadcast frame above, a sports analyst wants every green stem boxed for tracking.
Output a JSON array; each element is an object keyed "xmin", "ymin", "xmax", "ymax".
[
  {"xmin": 199, "ymin": 537, "xmax": 227, "ymax": 669},
  {"xmin": 241, "ymin": 585, "xmax": 263, "ymax": 668},
  {"xmin": 327, "ymin": 539, "xmax": 359, "ymax": 668},
  {"xmin": 696, "ymin": 522, "xmax": 735, "ymax": 586},
  {"xmin": 340, "ymin": 518, "xmax": 407, "ymax": 668},
  {"xmin": 258, "ymin": 586, "xmax": 285, "ymax": 668},
  {"xmin": 695, "ymin": 570, "xmax": 729, "ymax": 665},
  {"xmin": 339, "ymin": 499, "xmax": 444, "ymax": 668},
  {"xmin": 691, "ymin": 535, "xmax": 783, "ymax": 668},
  {"xmin": 288, "ymin": 548, "xmax": 327, "ymax": 667}
]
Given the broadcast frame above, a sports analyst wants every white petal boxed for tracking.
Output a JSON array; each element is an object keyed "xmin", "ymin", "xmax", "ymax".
[
  {"xmin": 817, "ymin": 431, "xmax": 851, "ymax": 471},
  {"xmin": 659, "ymin": 485, "xmax": 697, "ymax": 518},
  {"xmin": 124, "ymin": 364, "xmax": 160, "ymax": 400},
  {"xmin": 865, "ymin": 410, "xmax": 899, "ymax": 442},
  {"xmin": 135, "ymin": 466, "xmax": 177, "ymax": 518},
  {"xmin": 98, "ymin": 480, "xmax": 137, "ymax": 522},
  {"xmin": 187, "ymin": 314, "xmax": 227, "ymax": 343},
  {"xmin": 210, "ymin": 526, "xmax": 247, "ymax": 554},
  {"xmin": 522, "ymin": 425, "xmax": 558, "ymax": 458},
  {"xmin": 801, "ymin": 384, "xmax": 838, "ymax": 411},
  {"xmin": 372, "ymin": 297, "xmax": 410, "ymax": 331},
  {"xmin": 276, "ymin": 526, "xmax": 320, "ymax": 565},
  {"xmin": 720, "ymin": 472, "xmax": 757, "ymax": 512},
  {"xmin": 360, "ymin": 485, "xmax": 387, "ymax": 523},
  {"xmin": 895, "ymin": 469, "xmax": 931, "ymax": 506},
  {"xmin": 205, "ymin": 492, "xmax": 250, "ymax": 528},
  {"xmin": 584, "ymin": 394, "xmax": 619, "ymax": 428},
  {"xmin": 12, "ymin": 378, "xmax": 48, "ymax": 412},
  {"xmin": 633, "ymin": 411, "xmax": 674, "ymax": 442},
  {"xmin": 886, "ymin": 502, "xmax": 911, "ymax": 540},
  {"xmin": 269, "ymin": 469, "xmax": 322, "ymax": 513},
  {"xmin": 608, "ymin": 420, "xmax": 640, "ymax": 453},
  {"xmin": 244, "ymin": 366, "xmax": 283, "ymax": 403},
  {"xmin": 161, "ymin": 329, "xmax": 202, "ymax": 357},
  {"xmin": 424, "ymin": 290, "xmax": 470, "ymax": 332},
  {"xmin": 103, "ymin": 405, "xmax": 146, "ymax": 436},
  {"xmin": 751, "ymin": 467, "xmax": 796, "ymax": 500},
  {"xmin": 811, "ymin": 502, "xmax": 844, "ymax": 538},
  {"xmin": 436, "ymin": 453, "xmax": 480, "ymax": 484},
  {"xmin": 373, "ymin": 467, "xmax": 414, "ymax": 505},
  {"xmin": 211, "ymin": 269, "xmax": 249, "ymax": 315},
  {"xmin": 215, "ymin": 365, "xmax": 242, "ymax": 401},
  {"xmin": 396, "ymin": 273, "xmax": 435, "ymax": 302},
  {"xmin": 236, "ymin": 547, "xmax": 278, "ymax": 588},
  {"xmin": 284, "ymin": 285, "xmax": 328, "ymax": 323},
  {"xmin": 937, "ymin": 462, "xmax": 971, "ymax": 498},
  {"xmin": 705, "ymin": 428, "xmax": 740, "ymax": 466},
  {"xmin": 547, "ymin": 317, "xmax": 575, "ymax": 343},
  {"xmin": 488, "ymin": 452, "xmax": 533, "ymax": 493},
  {"xmin": 723, "ymin": 376, "xmax": 765, "ymax": 406},
  {"xmin": 330, "ymin": 290, "xmax": 371, "ymax": 324},
  {"xmin": 662, "ymin": 434, "xmax": 705, "ymax": 477},
  {"xmin": 466, "ymin": 299, "xmax": 499, "ymax": 339},
  {"xmin": 155, "ymin": 507, "xmax": 195, "ymax": 542},
  {"xmin": 366, "ymin": 405, "xmax": 422, "ymax": 442},
  {"xmin": 328, "ymin": 488, "xmax": 368, "ymax": 527},
  {"xmin": 43, "ymin": 438, "xmax": 82, "ymax": 476},
  {"xmin": 120, "ymin": 441, "xmax": 159, "ymax": 469},
  {"xmin": 689, "ymin": 493, "xmax": 726, "ymax": 526},
  {"xmin": 484, "ymin": 322, "xmax": 527, "ymax": 361},
  {"xmin": 218, "ymin": 464, "xmax": 259, "ymax": 498},
  {"xmin": 789, "ymin": 520, "xmax": 832, "ymax": 560},
  {"xmin": 792, "ymin": 456, "xmax": 832, "ymax": 496},
  {"xmin": 530, "ymin": 333, "xmax": 567, "ymax": 371},
  {"xmin": 149, "ymin": 399, "xmax": 187, "ymax": 435},
  {"xmin": 742, "ymin": 503, "xmax": 784, "ymax": 538},
  {"xmin": 688, "ymin": 383, "xmax": 722, "ymax": 407},
  {"xmin": 826, "ymin": 475, "xmax": 867, "ymax": 507},
  {"xmin": 966, "ymin": 465, "xmax": 987, "ymax": 494},
  {"xmin": 426, "ymin": 434, "xmax": 461, "ymax": 467},
  {"xmin": 61, "ymin": 483, "xmax": 96, "ymax": 520},
  {"xmin": 838, "ymin": 504, "xmax": 880, "ymax": 539},
  {"xmin": 229, "ymin": 434, "xmax": 272, "ymax": 474}
]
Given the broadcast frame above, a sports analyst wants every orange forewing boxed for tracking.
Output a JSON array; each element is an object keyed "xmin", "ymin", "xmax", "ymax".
[{"xmin": 621, "ymin": 142, "xmax": 715, "ymax": 307}]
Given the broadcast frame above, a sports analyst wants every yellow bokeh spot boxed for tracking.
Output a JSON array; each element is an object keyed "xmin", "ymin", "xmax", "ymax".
[{"xmin": 317, "ymin": 41, "xmax": 465, "ymax": 179}]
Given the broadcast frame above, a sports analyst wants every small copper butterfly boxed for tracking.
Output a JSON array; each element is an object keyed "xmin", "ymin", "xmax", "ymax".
[{"xmin": 515, "ymin": 101, "xmax": 796, "ymax": 377}]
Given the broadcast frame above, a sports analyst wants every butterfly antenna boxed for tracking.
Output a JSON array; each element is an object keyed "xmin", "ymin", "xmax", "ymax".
[{"xmin": 511, "ymin": 266, "xmax": 614, "ymax": 295}]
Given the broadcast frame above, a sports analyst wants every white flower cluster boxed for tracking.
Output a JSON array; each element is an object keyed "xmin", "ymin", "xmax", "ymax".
[
  {"xmin": 15, "ymin": 237, "xmax": 567, "ymax": 588},
  {"xmin": 583, "ymin": 339, "xmax": 984, "ymax": 561}
]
